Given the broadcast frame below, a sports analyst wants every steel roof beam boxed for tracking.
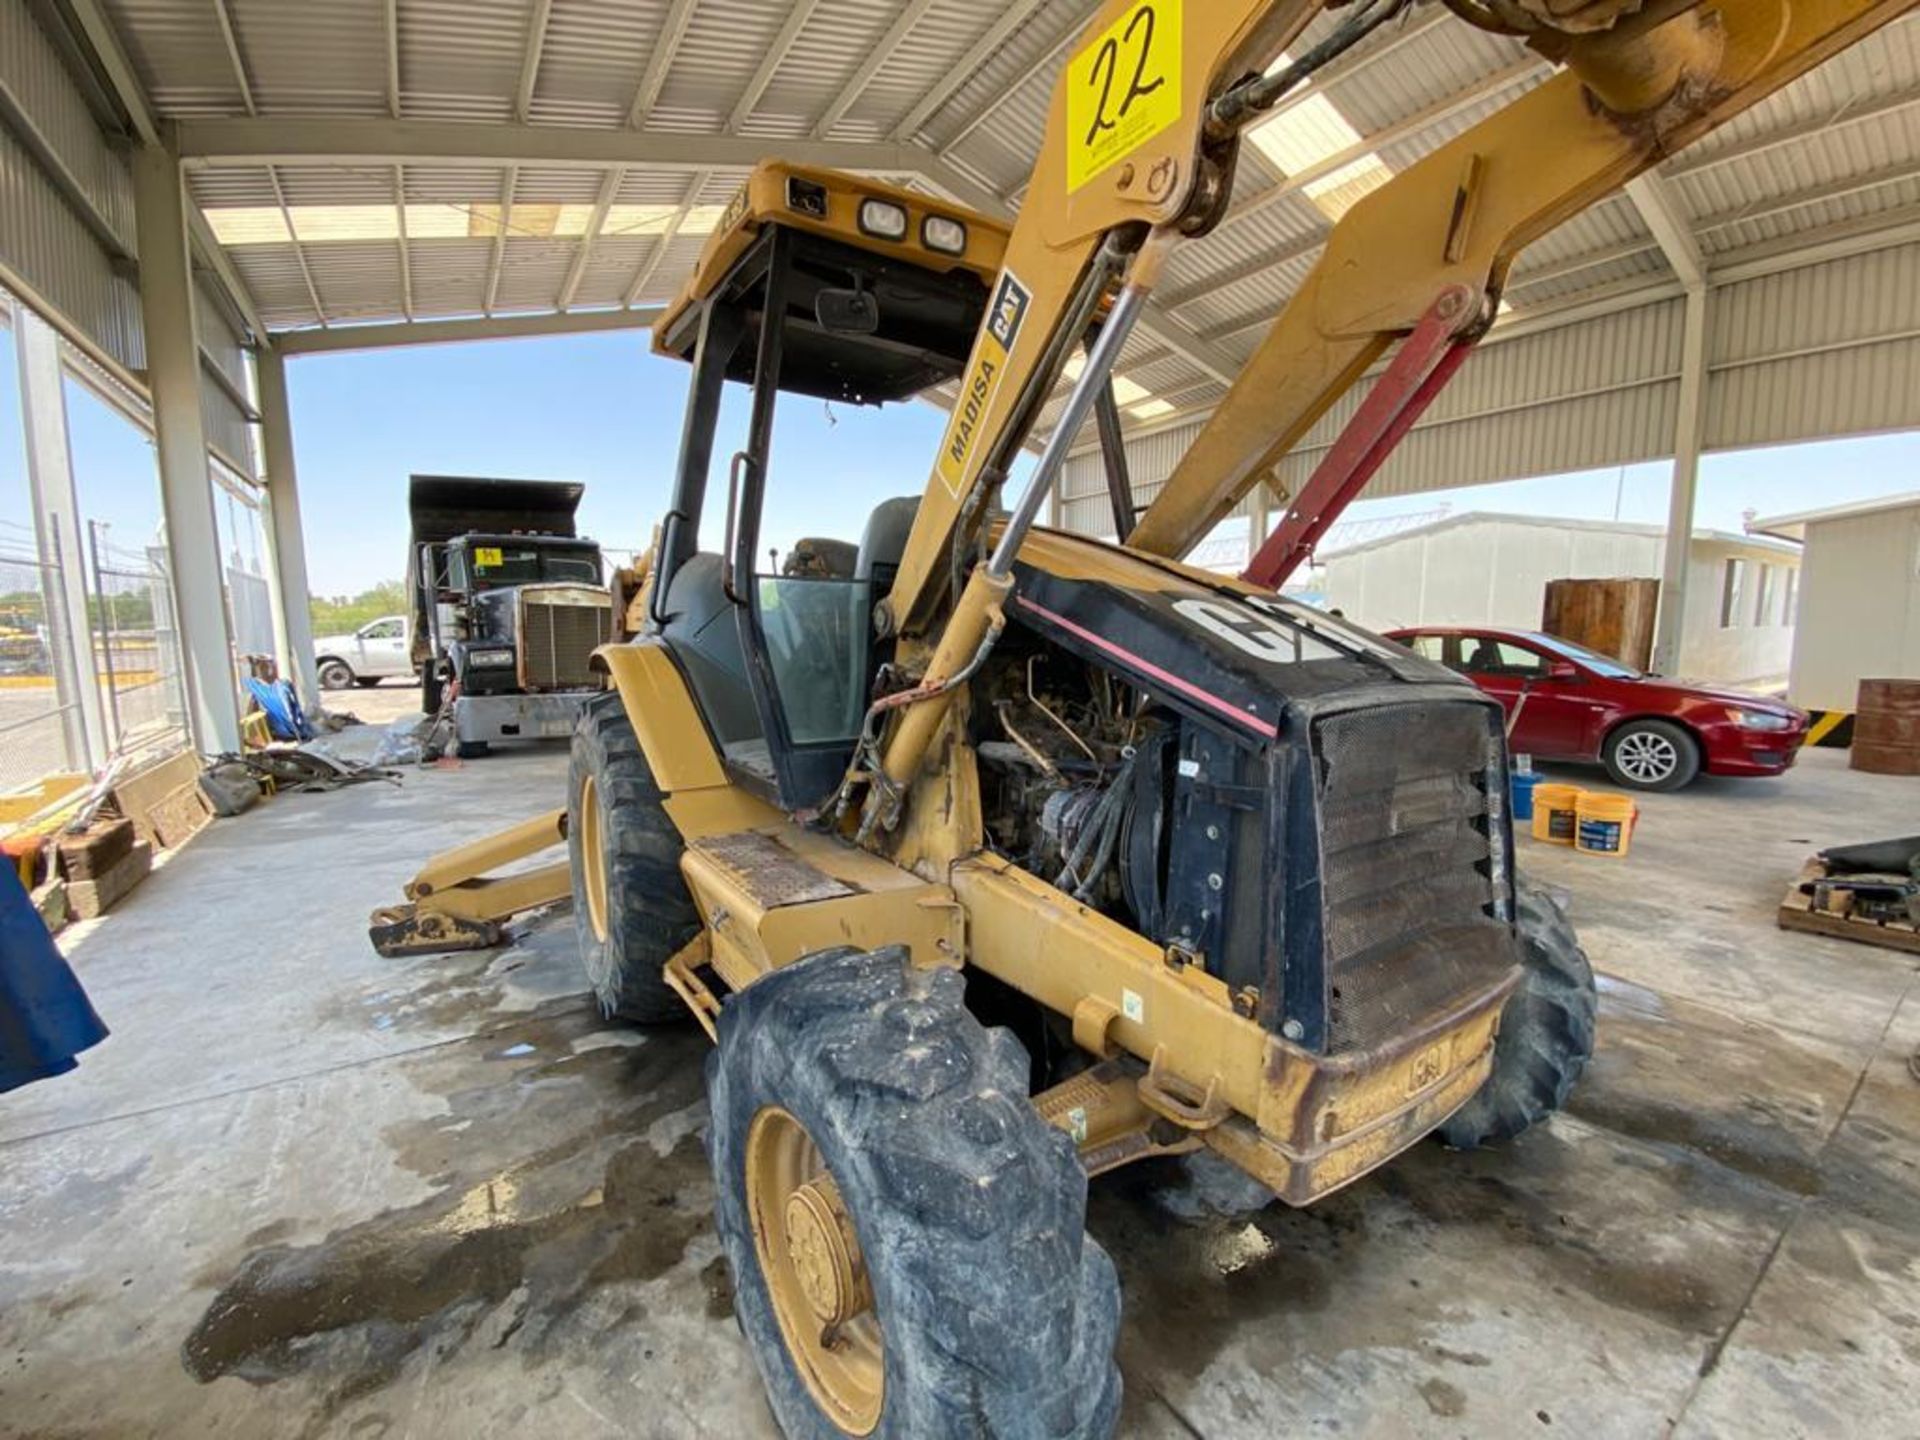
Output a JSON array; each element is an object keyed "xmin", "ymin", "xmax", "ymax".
[
  {"xmin": 623, "ymin": 170, "xmax": 708, "ymax": 308},
  {"xmin": 891, "ymin": 0, "xmax": 1046, "ymax": 141},
  {"xmin": 188, "ymin": 205, "xmax": 267, "ymax": 341},
  {"xmin": 812, "ymin": 0, "xmax": 939, "ymax": 139},
  {"xmin": 515, "ymin": 0, "xmax": 553, "ymax": 123},
  {"xmin": 1668, "ymin": 80, "xmax": 1920, "ymax": 182},
  {"xmin": 385, "ymin": 0, "xmax": 403, "ymax": 118},
  {"xmin": 729, "ymin": 0, "xmax": 823, "ymax": 132},
  {"xmin": 558, "ymin": 166, "xmax": 625, "ymax": 311},
  {"xmin": 60, "ymin": 0, "xmax": 157, "ymax": 145},
  {"xmin": 210, "ymin": 0, "xmax": 258, "ymax": 116},
  {"xmin": 1625, "ymin": 171, "xmax": 1706, "ymax": 289},
  {"xmin": 177, "ymin": 118, "xmax": 935, "ymax": 174},
  {"xmin": 483, "ymin": 164, "xmax": 517, "ymax": 316},
  {"xmin": 275, "ymin": 307, "xmax": 664, "ymax": 356},
  {"xmin": 394, "ymin": 162, "xmax": 413, "ymax": 319},
  {"xmin": 268, "ymin": 166, "xmax": 327, "ymax": 327},
  {"xmin": 628, "ymin": 0, "xmax": 700, "ymax": 129}
]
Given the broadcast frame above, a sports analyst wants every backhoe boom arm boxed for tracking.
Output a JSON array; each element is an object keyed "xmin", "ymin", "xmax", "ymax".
[{"xmin": 1127, "ymin": 0, "xmax": 1914, "ymax": 565}]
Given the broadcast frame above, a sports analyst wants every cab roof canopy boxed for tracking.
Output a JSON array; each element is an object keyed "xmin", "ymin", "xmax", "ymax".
[{"xmin": 653, "ymin": 164, "xmax": 1010, "ymax": 407}]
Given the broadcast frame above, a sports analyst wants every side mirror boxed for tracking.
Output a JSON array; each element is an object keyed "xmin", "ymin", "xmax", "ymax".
[
  {"xmin": 816, "ymin": 287, "xmax": 879, "ymax": 335},
  {"xmin": 1548, "ymin": 660, "xmax": 1580, "ymax": 682}
]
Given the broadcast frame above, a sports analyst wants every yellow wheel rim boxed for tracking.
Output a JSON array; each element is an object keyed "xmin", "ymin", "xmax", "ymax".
[
  {"xmin": 745, "ymin": 1106, "xmax": 884, "ymax": 1435},
  {"xmin": 579, "ymin": 772, "xmax": 609, "ymax": 944}
]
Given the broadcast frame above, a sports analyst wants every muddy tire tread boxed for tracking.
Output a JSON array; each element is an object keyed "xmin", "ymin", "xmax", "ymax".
[
  {"xmin": 567, "ymin": 693, "xmax": 698, "ymax": 1024},
  {"xmin": 708, "ymin": 946, "xmax": 1123, "ymax": 1439},
  {"xmin": 1438, "ymin": 882, "xmax": 1597, "ymax": 1149}
]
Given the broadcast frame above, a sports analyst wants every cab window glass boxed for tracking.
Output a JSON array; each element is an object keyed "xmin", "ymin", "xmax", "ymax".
[
  {"xmin": 1461, "ymin": 638, "xmax": 1549, "ymax": 678},
  {"xmin": 1400, "ymin": 633, "xmax": 1445, "ymax": 663},
  {"xmin": 362, "ymin": 619, "xmax": 402, "ymax": 639}
]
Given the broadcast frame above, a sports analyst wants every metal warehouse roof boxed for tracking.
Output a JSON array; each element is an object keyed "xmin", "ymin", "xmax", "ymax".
[
  {"xmin": 10, "ymin": 0, "xmax": 1920, "ymax": 475},
  {"xmin": 89, "ymin": 4, "xmax": 1920, "ymax": 359}
]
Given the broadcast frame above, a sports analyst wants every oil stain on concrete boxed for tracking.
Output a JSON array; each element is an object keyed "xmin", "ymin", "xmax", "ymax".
[{"xmin": 179, "ymin": 1003, "xmax": 715, "ymax": 1433}]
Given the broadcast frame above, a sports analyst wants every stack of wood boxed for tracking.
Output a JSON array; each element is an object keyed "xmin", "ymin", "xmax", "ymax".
[
  {"xmin": 1, "ymin": 747, "xmax": 214, "ymax": 931},
  {"xmin": 1853, "ymin": 679, "xmax": 1920, "ymax": 776}
]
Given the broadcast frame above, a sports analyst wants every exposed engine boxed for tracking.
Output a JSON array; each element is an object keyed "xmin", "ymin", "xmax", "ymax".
[{"xmin": 973, "ymin": 638, "xmax": 1164, "ymax": 933}]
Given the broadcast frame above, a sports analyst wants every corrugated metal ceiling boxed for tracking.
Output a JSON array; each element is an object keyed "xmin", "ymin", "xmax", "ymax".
[{"xmin": 38, "ymin": 1, "xmax": 1920, "ymax": 471}]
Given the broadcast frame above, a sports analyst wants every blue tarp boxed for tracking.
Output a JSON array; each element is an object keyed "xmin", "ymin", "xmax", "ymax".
[
  {"xmin": 244, "ymin": 677, "xmax": 316, "ymax": 742},
  {"xmin": 0, "ymin": 863, "xmax": 108, "ymax": 1094}
]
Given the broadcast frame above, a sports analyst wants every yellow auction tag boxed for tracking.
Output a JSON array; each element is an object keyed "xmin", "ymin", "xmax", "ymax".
[
  {"xmin": 1066, "ymin": 0, "xmax": 1182, "ymax": 193},
  {"xmin": 474, "ymin": 546, "xmax": 503, "ymax": 567}
]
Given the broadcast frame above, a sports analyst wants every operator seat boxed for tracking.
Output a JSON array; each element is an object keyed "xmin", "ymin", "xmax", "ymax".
[
  {"xmin": 655, "ymin": 553, "xmax": 760, "ymax": 746},
  {"xmin": 855, "ymin": 496, "xmax": 922, "ymax": 593}
]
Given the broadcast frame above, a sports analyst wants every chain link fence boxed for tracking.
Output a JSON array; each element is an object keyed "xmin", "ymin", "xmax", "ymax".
[
  {"xmin": 87, "ymin": 529, "xmax": 188, "ymax": 750},
  {"xmin": 0, "ymin": 529, "xmax": 79, "ymax": 792}
]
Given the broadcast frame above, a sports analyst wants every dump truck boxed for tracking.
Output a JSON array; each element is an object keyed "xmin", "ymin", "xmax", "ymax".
[
  {"xmin": 375, "ymin": 0, "xmax": 1913, "ymax": 1430},
  {"xmin": 406, "ymin": 475, "xmax": 611, "ymax": 757}
]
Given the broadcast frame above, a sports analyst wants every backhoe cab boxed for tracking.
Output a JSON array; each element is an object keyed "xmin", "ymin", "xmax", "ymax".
[{"xmin": 377, "ymin": 0, "xmax": 1915, "ymax": 1429}]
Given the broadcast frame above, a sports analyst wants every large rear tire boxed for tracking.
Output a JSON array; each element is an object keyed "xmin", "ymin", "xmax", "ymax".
[
  {"xmin": 709, "ymin": 946, "xmax": 1123, "ymax": 1439},
  {"xmin": 1438, "ymin": 883, "xmax": 1597, "ymax": 1149},
  {"xmin": 567, "ymin": 694, "xmax": 698, "ymax": 1023}
]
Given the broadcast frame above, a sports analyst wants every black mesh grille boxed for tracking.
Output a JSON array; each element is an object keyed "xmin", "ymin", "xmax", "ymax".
[
  {"xmin": 1314, "ymin": 702, "xmax": 1513, "ymax": 1054},
  {"xmin": 522, "ymin": 600, "xmax": 608, "ymax": 690}
]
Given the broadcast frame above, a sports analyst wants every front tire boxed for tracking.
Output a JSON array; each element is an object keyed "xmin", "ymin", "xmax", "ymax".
[
  {"xmin": 1603, "ymin": 717, "xmax": 1700, "ymax": 791},
  {"xmin": 566, "ymin": 694, "xmax": 697, "ymax": 1023},
  {"xmin": 1438, "ymin": 883, "xmax": 1597, "ymax": 1149},
  {"xmin": 420, "ymin": 663, "xmax": 443, "ymax": 716},
  {"xmin": 709, "ymin": 947, "xmax": 1123, "ymax": 1439},
  {"xmin": 317, "ymin": 658, "xmax": 355, "ymax": 691}
]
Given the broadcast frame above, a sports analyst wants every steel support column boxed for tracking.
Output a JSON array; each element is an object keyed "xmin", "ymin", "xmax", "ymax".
[
  {"xmin": 133, "ymin": 142, "xmax": 242, "ymax": 754},
  {"xmin": 13, "ymin": 307, "xmax": 107, "ymax": 768},
  {"xmin": 1654, "ymin": 282, "xmax": 1709, "ymax": 675},
  {"xmin": 255, "ymin": 344, "xmax": 320, "ymax": 707}
]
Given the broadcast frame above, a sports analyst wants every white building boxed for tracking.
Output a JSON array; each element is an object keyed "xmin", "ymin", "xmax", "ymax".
[
  {"xmin": 1315, "ymin": 512, "xmax": 1801, "ymax": 686},
  {"xmin": 1754, "ymin": 492, "xmax": 1920, "ymax": 713}
]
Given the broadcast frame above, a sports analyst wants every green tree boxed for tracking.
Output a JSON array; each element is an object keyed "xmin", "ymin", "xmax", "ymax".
[{"xmin": 310, "ymin": 579, "xmax": 409, "ymax": 636}]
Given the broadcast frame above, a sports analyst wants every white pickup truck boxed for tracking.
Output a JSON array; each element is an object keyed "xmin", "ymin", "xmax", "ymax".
[{"xmin": 313, "ymin": 615, "xmax": 412, "ymax": 690}]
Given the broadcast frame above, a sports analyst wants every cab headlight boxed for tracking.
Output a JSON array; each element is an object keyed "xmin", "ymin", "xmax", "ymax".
[
  {"xmin": 468, "ymin": 648, "xmax": 515, "ymax": 669},
  {"xmin": 922, "ymin": 215, "xmax": 968, "ymax": 255},
  {"xmin": 858, "ymin": 199, "xmax": 909, "ymax": 241},
  {"xmin": 1727, "ymin": 707, "xmax": 1794, "ymax": 731}
]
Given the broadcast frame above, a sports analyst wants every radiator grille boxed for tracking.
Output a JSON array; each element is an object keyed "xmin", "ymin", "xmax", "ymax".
[
  {"xmin": 521, "ymin": 600, "xmax": 609, "ymax": 690},
  {"xmin": 1314, "ymin": 702, "xmax": 1512, "ymax": 1054}
]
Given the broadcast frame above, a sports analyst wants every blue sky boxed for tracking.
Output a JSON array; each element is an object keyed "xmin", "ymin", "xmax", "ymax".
[
  {"xmin": 4, "ymin": 322, "xmax": 1920, "ymax": 599},
  {"xmin": 284, "ymin": 331, "xmax": 952, "ymax": 597}
]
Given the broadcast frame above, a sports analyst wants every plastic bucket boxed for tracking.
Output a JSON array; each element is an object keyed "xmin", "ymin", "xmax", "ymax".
[
  {"xmin": 1575, "ymin": 792, "xmax": 1638, "ymax": 858},
  {"xmin": 1511, "ymin": 771, "xmax": 1543, "ymax": 822},
  {"xmin": 1531, "ymin": 784, "xmax": 1583, "ymax": 846}
]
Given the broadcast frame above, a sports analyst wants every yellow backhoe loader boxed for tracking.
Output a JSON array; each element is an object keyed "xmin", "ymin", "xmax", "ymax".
[{"xmin": 374, "ymin": 0, "xmax": 1912, "ymax": 1431}]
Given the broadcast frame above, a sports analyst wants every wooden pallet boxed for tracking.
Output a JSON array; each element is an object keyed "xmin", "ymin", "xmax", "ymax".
[{"xmin": 1777, "ymin": 855, "xmax": 1920, "ymax": 956}]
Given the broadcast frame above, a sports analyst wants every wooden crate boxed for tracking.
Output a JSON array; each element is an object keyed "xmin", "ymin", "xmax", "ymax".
[
  {"xmin": 1777, "ymin": 855, "xmax": 1920, "ymax": 956},
  {"xmin": 1542, "ymin": 577, "xmax": 1659, "ymax": 671}
]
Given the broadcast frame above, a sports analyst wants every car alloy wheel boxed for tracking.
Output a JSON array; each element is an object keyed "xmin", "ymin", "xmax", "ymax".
[{"xmin": 1613, "ymin": 729, "xmax": 1679, "ymax": 785}]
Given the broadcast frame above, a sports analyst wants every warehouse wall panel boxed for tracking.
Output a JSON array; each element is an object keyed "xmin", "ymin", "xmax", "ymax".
[
  {"xmin": 0, "ymin": 0, "xmax": 144, "ymax": 375},
  {"xmin": 1062, "ymin": 243, "xmax": 1920, "ymax": 550}
]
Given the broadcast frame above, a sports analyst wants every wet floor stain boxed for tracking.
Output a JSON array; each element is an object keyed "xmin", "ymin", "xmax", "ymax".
[
  {"xmin": 180, "ymin": 1015, "xmax": 714, "ymax": 1430},
  {"xmin": 1418, "ymin": 1375, "xmax": 1467, "ymax": 1417}
]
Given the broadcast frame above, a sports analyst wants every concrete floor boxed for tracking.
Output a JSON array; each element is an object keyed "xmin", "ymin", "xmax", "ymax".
[{"xmin": 2, "ymin": 740, "xmax": 1916, "ymax": 1439}]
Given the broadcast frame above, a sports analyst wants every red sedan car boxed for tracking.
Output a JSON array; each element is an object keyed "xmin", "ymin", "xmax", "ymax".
[{"xmin": 1385, "ymin": 625, "xmax": 1810, "ymax": 791}]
